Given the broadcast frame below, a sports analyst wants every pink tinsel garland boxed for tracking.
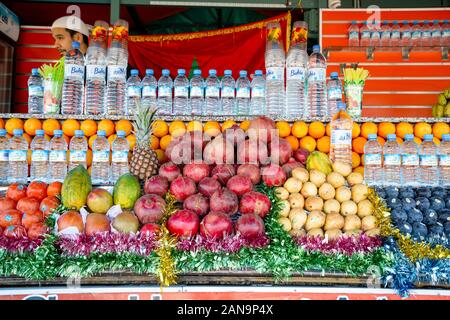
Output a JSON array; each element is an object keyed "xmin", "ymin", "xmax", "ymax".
[
  {"xmin": 0, "ymin": 235, "xmax": 43, "ymax": 253},
  {"xmin": 176, "ymin": 234, "xmax": 270, "ymax": 253}
]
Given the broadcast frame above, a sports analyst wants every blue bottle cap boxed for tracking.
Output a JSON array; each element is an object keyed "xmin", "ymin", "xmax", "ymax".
[
  {"xmin": 387, "ymin": 134, "xmax": 397, "ymax": 141},
  {"xmin": 413, "ymin": 20, "xmax": 419, "ymax": 25},
  {"xmin": 72, "ymin": 41, "xmax": 80, "ymax": 49},
  {"xmin": 368, "ymin": 134, "xmax": 377, "ymax": 140},
  {"xmin": 130, "ymin": 69, "xmax": 139, "ymax": 76},
  {"xmin": 442, "ymin": 134, "xmax": 450, "ymax": 141},
  {"xmin": 330, "ymin": 72, "xmax": 339, "ymax": 78},
  {"xmin": 239, "ymin": 70, "xmax": 247, "ymax": 77},
  {"xmin": 255, "ymin": 70, "xmax": 263, "ymax": 76},
  {"xmin": 193, "ymin": 69, "xmax": 202, "ymax": 76},
  {"xmin": 97, "ymin": 130, "xmax": 106, "ymax": 137},
  {"xmin": 351, "ymin": 20, "xmax": 356, "ymax": 24},
  {"xmin": 404, "ymin": 134, "xmax": 414, "ymax": 141},
  {"xmin": 178, "ymin": 69, "xmax": 186, "ymax": 75},
  {"xmin": 13, "ymin": 129, "xmax": 24, "ymax": 136},
  {"xmin": 312, "ymin": 44, "xmax": 320, "ymax": 52},
  {"xmin": 423, "ymin": 134, "xmax": 433, "ymax": 141},
  {"xmin": 53, "ymin": 130, "xmax": 63, "ymax": 136},
  {"xmin": 31, "ymin": 68, "xmax": 39, "ymax": 76},
  {"xmin": 162, "ymin": 69, "xmax": 170, "ymax": 76},
  {"xmin": 35, "ymin": 130, "xmax": 45, "ymax": 136},
  {"xmin": 363, "ymin": 21, "xmax": 368, "ymax": 25},
  {"xmin": 424, "ymin": 20, "xmax": 429, "ymax": 24},
  {"xmin": 224, "ymin": 70, "xmax": 232, "ymax": 76},
  {"xmin": 337, "ymin": 101, "xmax": 346, "ymax": 110},
  {"xmin": 403, "ymin": 20, "xmax": 409, "ymax": 25},
  {"xmin": 116, "ymin": 130, "xmax": 126, "ymax": 138},
  {"xmin": 444, "ymin": 20, "xmax": 449, "ymax": 24},
  {"xmin": 209, "ymin": 69, "xmax": 217, "ymax": 76},
  {"xmin": 75, "ymin": 130, "xmax": 84, "ymax": 137},
  {"xmin": 0, "ymin": 129, "xmax": 6, "ymax": 136},
  {"xmin": 145, "ymin": 69, "xmax": 154, "ymax": 76},
  {"xmin": 393, "ymin": 20, "xmax": 398, "ymax": 25},
  {"xmin": 382, "ymin": 21, "xmax": 388, "ymax": 25},
  {"xmin": 433, "ymin": 20, "xmax": 439, "ymax": 24}
]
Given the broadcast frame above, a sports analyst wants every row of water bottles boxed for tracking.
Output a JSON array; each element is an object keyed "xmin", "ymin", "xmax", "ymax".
[
  {"xmin": 0, "ymin": 129, "xmax": 129, "ymax": 185},
  {"xmin": 364, "ymin": 133, "xmax": 450, "ymax": 187}
]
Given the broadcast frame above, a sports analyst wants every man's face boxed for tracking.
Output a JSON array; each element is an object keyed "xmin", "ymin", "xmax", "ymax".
[{"xmin": 51, "ymin": 27, "xmax": 73, "ymax": 56}]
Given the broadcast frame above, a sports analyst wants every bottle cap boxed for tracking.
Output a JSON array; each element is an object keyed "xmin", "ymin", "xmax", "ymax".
[
  {"xmin": 404, "ymin": 134, "xmax": 414, "ymax": 141},
  {"xmin": 178, "ymin": 69, "xmax": 186, "ymax": 75},
  {"xmin": 337, "ymin": 101, "xmax": 346, "ymax": 110},
  {"xmin": 330, "ymin": 72, "xmax": 339, "ymax": 78},
  {"xmin": 0, "ymin": 129, "xmax": 6, "ymax": 136},
  {"xmin": 351, "ymin": 20, "xmax": 356, "ymax": 24},
  {"xmin": 35, "ymin": 130, "xmax": 45, "ymax": 136},
  {"xmin": 224, "ymin": 70, "xmax": 232, "ymax": 76},
  {"xmin": 13, "ymin": 129, "xmax": 24, "ymax": 136},
  {"xmin": 72, "ymin": 41, "xmax": 80, "ymax": 49},
  {"xmin": 209, "ymin": 69, "xmax": 217, "ymax": 76},
  {"xmin": 255, "ymin": 70, "xmax": 263, "ymax": 76},
  {"xmin": 312, "ymin": 44, "xmax": 320, "ymax": 52},
  {"xmin": 239, "ymin": 70, "xmax": 247, "ymax": 77},
  {"xmin": 53, "ymin": 130, "xmax": 63, "ymax": 136},
  {"xmin": 423, "ymin": 134, "xmax": 433, "ymax": 141},
  {"xmin": 162, "ymin": 69, "xmax": 170, "ymax": 76},
  {"xmin": 413, "ymin": 20, "xmax": 419, "ymax": 24},
  {"xmin": 145, "ymin": 69, "xmax": 154, "ymax": 76},
  {"xmin": 97, "ymin": 130, "xmax": 106, "ymax": 137},
  {"xmin": 403, "ymin": 20, "xmax": 409, "ymax": 25},
  {"xmin": 444, "ymin": 20, "xmax": 449, "ymax": 24},
  {"xmin": 31, "ymin": 68, "xmax": 39, "ymax": 76},
  {"xmin": 387, "ymin": 134, "xmax": 397, "ymax": 140},
  {"xmin": 442, "ymin": 134, "xmax": 450, "ymax": 141},
  {"xmin": 130, "ymin": 69, "xmax": 139, "ymax": 76},
  {"xmin": 433, "ymin": 20, "xmax": 439, "ymax": 24},
  {"xmin": 424, "ymin": 20, "xmax": 429, "ymax": 24},
  {"xmin": 368, "ymin": 134, "xmax": 377, "ymax": 140},
  {"xmin": 75, "ymin": 130, "xmax": 84, "ymax": 137},
  {"xmin": 117, "ymin": 130, "xmax": 126, "ymax": 137},
  {"xmin": 193, "ymin": 69, "xmax": 202, "ymax": 76},
  {"xmin": 393, "ymin": 20, "xmax": 398, "ymax": 24}
]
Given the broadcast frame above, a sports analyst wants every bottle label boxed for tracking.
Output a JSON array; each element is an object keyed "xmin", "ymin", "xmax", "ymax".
[
  {"xmin": 440, "ymin": 155, "xmax": 450, "ymax": 166},
  {"xmin": 444, "ymin": 30, "xmax": 450, "ymax": 37},
  {"xmin": 252, "ymin": 87, "xmax": 265, "ymax": 98},
  {"xmin": 384, "ymin": 154, "xmax": 401, "ymax": 166},
  {"xmin": 402, "ymin": 31, "xmax": 411, "ymax": 38},
  {"xmin": 112, "ymin": 150, "xmax": 129, "ymax": 163},
  {"xmin": 93, "ymin": 150, "xmax": 110, "ymax": 163},
  {"xmin": 328, "ymin": 87, "xmax": 342, "ymax": 100},
  {"xmin": 49, "ymin": 150, "xmax": 66, "ymax": 162},
  {"xmin": 391, "ymin": 31, "xmax": 401, "ymax": 39},
  {"xmin": 142, "ymin": 86, "xmax": 156, "ymax": 97},
  {"xmin": 206, "ymin": 87, "xmax": 219, "ymax": 98},
  {"xmin": 266, "ymin": 67, "xmax": 284, "ymax": 81},
  {"xmin": 127, "ymin": 86, "xmax": 141, "ymax": 97},
  {"xmin": 432, "ymin": 30, "xmax": 441, "ymax": 38},
  {"xmin": 108, "ymin": 66, "xmax": 126, "ymax": 81},
  {"xmin": 29, "ymin": 85, "xmax": 43, "ymax": 97},
  {"xmin": 349, "ymin": 31, "xmax": 359, "ymax": 40},
  {"xmin": 31, "ymin": 150, "xmax": 49, "ymax": 162},
  {"xmin": 64, "ymin": 64, "xmax": 84, "ymax": 80},
  {"xmin": 382, "ymin": 31, "xmax": 391, "ymax": 38},
  {"xmin": 9, "ymin": 150, "xmax": 27, "ymax": 162},
  {"xmin": 0, "ymin": 150, "xmax": 9, "ymax": 162},
  {"xmin": 412, "ymin": 31, "xmax": 421, "ymax": 40},
  {"xmin": 287, "ymin": 67, "xmax": 305, "ymax": 81},
  {"xmin": 70, "ymin": 150, "xmax": 86, "ymax": 162},
  {"xmin": 175, "ymin": 87, "xmax": 188, "ymax": 98},
  {"xmin": 422, "ymin": 31, "xmax": 432, "ymax": 38},
  {"xmin": 402, "ymin": 154, "xmax": 419, "ymax": 166},
  {"xmin": 365, "ymin": 154, "xmax": 382, "ymax": 165},
  {"xmin": 86, "ymin": 65, "xmax": 106, "ymax": 79},
  {"xmin": 308, "ymin": 68, "xmax": 326, "ymax": 82},
  {"xmin": 361, "ymin": 31, "xmax": 371, "ymax": 39},
  {"xmin": 190, "ymin": 87, "xmax": 204, "ymax": 98},
  {"xmin": 221, "ymin": 87, "xmax": 234, "ymax": 98},
  {"xmin": 158, "ymin": 86, "xmax": 171, "ymax": 98},
  {"xmin": 420, "ymin": 155, "xmax": 438, "ymax": 166},
  {"xmin": 331, "ymin": 130, "xmax": 352, "ymax": 145},
  {"xmin": 237, "ymin": 87, "xmax": 250, "ymax": 99}
]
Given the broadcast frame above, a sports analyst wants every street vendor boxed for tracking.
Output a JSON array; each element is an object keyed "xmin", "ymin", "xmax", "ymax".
[{"xmin": 51, "ymin": 15, "xmax": 90, "ymax": 56}]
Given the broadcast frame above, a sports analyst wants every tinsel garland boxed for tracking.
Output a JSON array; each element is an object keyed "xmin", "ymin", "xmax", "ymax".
[
  {"xmin": 176, "ymin": 233, "xmax": 269, "ymax": 253},
  {"xmin": 0, "ymin": 236, "xmax": 43, "ymax": 253}
]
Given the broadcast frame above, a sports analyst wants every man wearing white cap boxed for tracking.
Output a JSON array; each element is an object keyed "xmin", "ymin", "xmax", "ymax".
[{"xmin": 51, "ymin": 15, "xmax": 90, "ymax": 56}]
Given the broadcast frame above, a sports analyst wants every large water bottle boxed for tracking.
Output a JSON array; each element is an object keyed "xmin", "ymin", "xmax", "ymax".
[
  {"xmin": 360, "ymin": 21, "xmax": 371, "ymax": 47},
  {"xmin": 205, "ymin": 69, "xmax": 220, "ymax": 115},
  {"xmin": 411, "ymin": 21, "xmax": 422, "ymax": 47},
  {"xmin": 348, "ymin": 21, "xmax": 360, "ymax": 47},
  {"xmin": 0, "ymin": 129, "xmax": 9, "ymax": 184},
  {"xmin": 286, "ymin": 36, "xmax": 308, "ymax": 118},
  {"xmin": 391, "ymin": 21, "xmax": 401, "ymax": 47},
  {"xmin": 327, "ymin": 72, "xmax": 343, "ymax": 117},
  {"xmin": 220, "ymin": 70, "xmax": 235, "ymax": 115},
  {"xmin": 383, "ymin": 134, "xmax": 402, "ymax": 186},
  {"xmin": 364, "ymin": 134, "xmax": 383, "ymax": 186},
  {"xmin": 173, "ymin": 69, "xmax": 189, "ymax": 115},
  {"xmin": 421, "ymin": 20, "xmax": 432, "ymax": 47},
  {"xmin": 111, "ymin": 130, "xmax": 130, "ymax": 183},
  {"xmin": 141, "ymin": 69, "xmax": 158, "ymax": 110},
  {"xmin": 61, "ymin": 41, "xmax": 85, "ymax": 115},
  {"xmin": 250, "ymin": 70, "xmax": 266, "ymax": 116},
  {"xmin": 307, "ymin": 45, "xmax": 327, "ymax": 118},
  {"xmin": 69, "ymin": 130, "xmax": 88, "ymax": 171},
  {"xmin": 401, "ymin": 21, "xmax": 412, "ymax": 47},
  {"xmin": 157, "ymin": 69, "xmax": 173, "ymax": 115},
  {"xmin": 330, "ymin": 102, "xmax": 352, "ymax": 165},
  {"xmin": 265, "ymin": 21, "xmax": 285, "ymax": 116},
  {"xmin": 443, "ymin": 20, "xmax": 450, "ymax": 47},
  {"xmin": 431, "ymin": 20, "xmax": 442, "ymax": 47},
  {"xmin": 419, "ymin": 134, "xmax": 439, "ymax": 186},
  {"xmin": 236, "ymin": 70, "xmax": 250, "ymax": 115},
  {"xmin": 30, "ymin": 130, "xmax": 49, "ymax": 182},
  {"xmin": 28, "ymin": 68, "xmax": 44, "ymax": 114},
  {"xmin": 380, "ymin": 21, "xmax": 391, "ymax": 47},
  {"xmin": 49, "ymin": 130, "xmax": 67, "ymax": 182},
  {"xmin": 91, "ymin": 130, "xmax": 110, "ymax": 185},
  {"xmin": 370, "ymin": 21, "xmax": 381, "ymax": 47},
  {"xmin": 401, "ymin": 134, "xmax": 420, "ymax": 186},
  {"xmin": 126, "ymin": 69, "xmax": 141, "ymax": 116},
  {"xmin": 8, "ymin": 129, "xmax": 28, "ymax": 184},
  {"xmin": 439, "ymin": 134, "xmax": 450, "ymax": 186},
  {"xmin": 190, "ymin": 69, "xmax": 205, "ymax": 115}
]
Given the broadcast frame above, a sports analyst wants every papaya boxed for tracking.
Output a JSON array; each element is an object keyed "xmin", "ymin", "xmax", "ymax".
[
  {"xmin": 61, "ymin": 165, "xmax": 92, "ymax": 210},
  {"xmin": 113, "ymin": 173, "xmax": 141, "ymax": 209},
  {"xmin": 306, "ymin": 151, "xmax": 333, "ymax": 175}
]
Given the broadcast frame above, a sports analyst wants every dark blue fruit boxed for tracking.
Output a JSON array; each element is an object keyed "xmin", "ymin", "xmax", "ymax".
[
  {"xmin": 444, "ymin": 222, "xmax": 450, "ymax": 237},
  {"xmin": 391, "ymin": 209, "xmax": 408, "ymax": 223},
  {"xmin": 438, "ymin": 209, "xmax": 450, "ymax": 224},
  {"xmin": 423, "ymin": 209, "xmax": 438, "ymax": 225},
  {"xmin": 402, "ymin": 197, "xmax": 415, "ymax": 210},
  {"xmin": 415, "ymin": 197, "xmax": 430, "ymax": 211},
  {"xmin": 385, "ymin": 186, "xmax": 399, "ymax": 198},
  {"xmin": 430, "ymin": 197, "xmax": 445, "ymax": 211},
  {"xmin": 429, "ymin": 223, "xmax": 444, "ymax": 236},
  {"xmin": 408, "ymin": 208, "xmax": 423, "ymax": 224},
  {"xmin": 399, "ymin": 187, "xmax": 414, "ymax": 198},
  {"xmin": 432, "ymin": 187, "xmax": 446, "ymax": 198},
  {"xmin": 445, "ymin": 199, "xmax": 450, "ymax": 209},
  {"xmin": 386, "ymin": 197, "xmax": 402, "ymax": 209},
  {"xmin": 412, "ymin": 222, "xmax": 428, "ymax": 240},
  {"xmin": 415, "ymin": 188, "xmax": 431, "ymax": 198},
  {"xmin": 399, "ymin": 222, "xmax": 413, "ymax": 235}
]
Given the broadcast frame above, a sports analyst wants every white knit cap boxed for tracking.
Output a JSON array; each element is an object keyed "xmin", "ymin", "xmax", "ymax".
[{"xmin": 51, "ymin": 15, "xmax": 90, "ymax": 37}]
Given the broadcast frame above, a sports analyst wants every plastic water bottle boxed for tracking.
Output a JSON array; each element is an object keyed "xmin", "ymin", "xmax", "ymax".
[
  {"xmin": 307, "ymin": 45, "xmax": 327, "ymax": 118},
  {"xmin": 61, "ymin": 41, "xmax": 85, "ymax": 115},
  {"xmin": 370, "ymin": 21, "xmax": 381, "ymax": 47},
  {"xmin": 85, "ymin": 33, "xmax": 107, "ymax": 115},
  {"xmin": 8, "ymin": 129, "xmax": 28, "ymax": 184},
  {"xmin": 141, "ymin": 69, "xmax": 158, "ymax": 110},
  {"xmin": 442, "ymin": 20, "xmax": 450, "ymax": 46},
  {"xmin": 383, "ymin": 134, "xmax": 402, "ymax": 186},
  {"xmin": 330, "ymin": 102, "xmax": 352, "ymax": 165},
  {"xmin": 220, "ymin": 70, "xmax": 235, "ymax": 115},
  {"xmin": 111, "ymin": 130, "xmax": 130, "ymax": 183},
  {"xmin": 30, "ymin": 130, "xmax": 49, "ymax": 182},
  {"xmin": 91, "ymin": 130, "xmax": 110, "ymax": 185},
  {"xmin": 69, "ymin": 130, "xmax": 87, "ymax": 171},
  {"xmin": 205, "ymin": 69, "xmax": 220, "ymax": 115},
  {"xmin": 190, "ymin": 69, "xmax": 205, "ymax": 115},
  {"xmin": 157, "ymin": 69, "xmax": 173, "ymax": 115},
  {"xmin": 49, "ymin": 130, "xmax": 67, "ymax": 182},
  {"xmin": 380, "ymin": 21, "xmax": 391, "ymax": 47},
  {"xmin": 173, "ymin": 69, "xmax": 189, "ymax": 115},
  {"xmin": 411, "ymin": 21, "xmax": 422, "ymax": 47},
  {"xmin": 265, "ymin": 21, "xmax": 285, "ymax": 116},
  {"xmin": 286, "ymin": 40, "xmax": 308, "ymax": 118},
  {"xmin": 250, "ymin": 70, "xmax": 266, "ymax": 116},
  {"xmin": 401, "ymin": 134, "xmax": 420, "ymax": 187},
  {"xmin": 391, "ymin": 21, "xmax": 401, "ymax": 47},
  {"xmin": 439, "ymin": 134, "xmax": 450, "ymax": 186},
  {"xmin": 419, "ymin": 134, "xmax": 439, "ymax": 186},
  {"xmin": 28, "ymin": 68, "xmax": 44, "ymax": 114},
  {"xmin": 126, "ymin": 69, "xmax": 141, "ymax": 116},
  {"xmin": 327, "ymin": 72, "xmax": 343, "ymax": 117},
  {"xmin": 0, "ymin": 129, "xmax": 9, "ymax": 184},
  {"xmin": 431, "ymin": 20, "xmax": 442, "ymax": 46},
  {"xmin": 236, "ymin": 70, "xmax": 250, "ymax": 115},
  {"xmin": 348, "ymin": 21, "xmax": 359, "ymax": 47},
  {"xmin": 364, "ymin": 134, "xmax": 383, "ymax": 186},
  {"xmin": 421, "ymin": 20, "xmax": 432, "ymax": 47},
  {"xmin": 360, "ymin": 21, "xmax": 371, "ymax": 47},
  {"xmin": 401, "ymin": 21, "xmax": 412, "ymax": 47}
]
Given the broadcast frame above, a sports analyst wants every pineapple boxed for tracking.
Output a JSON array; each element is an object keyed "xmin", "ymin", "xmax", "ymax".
[{"xmin": 130, "ymin": 104, "xmax": 159, "ymax": 181}]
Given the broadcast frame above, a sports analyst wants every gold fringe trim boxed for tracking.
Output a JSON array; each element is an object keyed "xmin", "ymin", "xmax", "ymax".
[{"xmin": 286, "ymin": 11, "xmax": 292, "ymax": 52}]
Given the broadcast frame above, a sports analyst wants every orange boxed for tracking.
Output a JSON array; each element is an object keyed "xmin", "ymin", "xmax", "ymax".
[
  {"xmin": 150, "ymin": 135, "xmax": 159, "ymax": 150},
  {"xmin": 377, "ymin": 136, "xmax": 386, "ymax": 146},
  {"xmin": 44, "ymin": 134, "xmax": 51, "ymax": 141},
  {"xmin": 378, "ymin": 122, "xmax": 396, "ymax": 139},
  {"xmin": 352, "ymin": 123, "xmax": 361, "ymax": 139},
  {"xmin": 276, "ymin": 121, "xmax": 291, "ymax": 138},
  {"xmin": 5, "ymin": 118, "xmax": 24, "ymax": 135},
  {"xmin": 80, "ymin": 120, "xmax": 98, "ymax": 137},
  {"xmin": 361, "ymin": 154, "xmax": 365, "ymax": 166},
  {"xmin": 352, "ymin": 152, "xmax": 361, "ymax": 168},
  {"xmin": 23, "ymin": 133, "xmax": 32, "ymax": 146},
  {"xmin": 204, "ymin": 121, "xmax": 221, "ymax": 137},
  {"xmin": 353, "ymin": 166, "xmax": 364, "ymax": 176},
  {"xmin": 155, "ymin": 149, "xmax": 167, "ymax": 164},
  {"xmin": 152, "ymin": 120, "xmax": 169, "ymax": 138},
  {"xmin": 360, "ymin": 122, "xmax": 378, "ymax": 139},
  {"xmin": 414, "ymin": 122, "xmax": 432, "ymax": 139},
  {"xmin": 325, "ymin": 123, "xmax": 331, "ymax": 137},
  {"xmin": 299, "ymin": 136, "xmax": 316, "ymax": 152},
  {"xmin": 396, "ymin": 122, "xmax": 414, "ymax": 139},
  {"xmin": 0, "ymin": 118, "xmax": 4, "ymax": 129},
  {"xmin": 63, "ymin": 134, "xmax": 70, "ymax": 145},
  {"xmin": 160, "ymin": 135, "xmax": 172, "ymax": 151},
  {"xmin": 240, "ymin": 120, "xmax": 251, "ymax": 131},
  {"xmin": 108, "ymin": 134, "xmax": 117, "ymax": 146},
  {"xmin": 317, "ymin": 136, "xmax": 330, "ymax": 153},
  {"xmin": 413, "ymin": 136, "xmax": 422, "ymax": 145},
  {"xmin": 62, "ymin": 119, "xmax": 80, "ymax": 137},
  {"xmin": 352, "ymin": 136, "xmax": 367, "ymax": 154},
  {"xmin": 97, "ymin": 119, "xmax": 115, "ymax": 137},
  {"xmin": 432, "ymin": 122, "xmax": 450, "ymax": 139},
  {"xmin": 169, "ymin": 121, "xmax": 186, "ymax": 137},
  {"xmin": 187, "ymin": 121, "xmax": 203, "ymax": 132},
  {"xmin": 396, "ymin": 137, "xmax": 403, "ymax": 145},
  {"xmin": 24, "ymin": 118, "xmax": 42, "ymax": 136},
  {"xmin": 433, "ymin": 137, "xmax": 441, "ymax": 146},
  {"xmin": 308, "ymin": 121, "xmax": 325, "ymax": 139},
  {"xmin": 86, "ymin": 149, "xmax": 93, "ymax": 167},
  {"xmin": 88, "ymin": 135, "xmax": 97, "ymax": 149},
  {"xmin": 42, "ymin": 119, "xmax": 61, "ymax": 136},
  {"xmin": 126, "ymin": 134, "xmax": 136, "ymax": 150},
  {"xmin": 115, "ymin": 120, "xmax": 133, "ymax": 136},
  {"xmin": 285, "ymin": 135, "xmax": 299, "ymax": 151},
  {"xmin": 292, "ymin": 121, "xmax": 308, "ymax": 138},
  {"xmin": 221, "ymin": 120, "xmax": 237, "ymax": 132}
]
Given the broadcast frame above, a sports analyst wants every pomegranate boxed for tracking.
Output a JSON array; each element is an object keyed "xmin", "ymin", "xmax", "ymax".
[
  {"xmin": 248, "ymin": 116, "xmax": 276, "ymax": 143},
  {"xmin": 27, "ymin": 223, "xmax": 49, "ymax": 239},
  {"xmin": 270, "ymin": 138, "xmax": 293, "ymax": 165},
  {"xmin": 167, "ymin": 209, "xmax": 200, "ymax": 238},
  {"xmin": 158, "ymin": 162, "xmax": 181, "ymax": 182},
  {"xmin": 134, "ymin": 194, "xmax": 166, "ymax": 224},
  {"xmin": 165, "ymin": 135, "xmax": 183, "ymax": 162},
  {"xmin": 57, "ymin": 210, "xmax": 84, "ymax": 233},
  {"xmin": 85, "ymin": 213, "xmax": 111, "ymax": 236},
  {"xmin": 200, "ymin": 211, "xmax": 233, "ymax": 239},
  {"xmin": 235, "ymin": 213, "xmax": 265, "ymax": 239},
  {"xmin": 170, "ymin": 176, "xmax": 197, "ymax": 202},
  {"xmin": 144, "ymin": 175, "xmax": 169, "ymax": 196},
  {"xmin": 211, "ymin": 164, "xmax": 236, "ymax": 185},
  {"xmin": 198, "ymin": 177, "xmax": 221, "ymax": 197},
  {"xmin": 293, "ymin": 148, "xmax": 310, "ymax": 165},
  {"xmin": 4, "ymin": 225, "xmax": 27, "ymax": 238},
  {"xmin": 223, "ymin": 125, "xmax": 246, "ymax": 147},
  {"xmin": 237, "ymin": 164, "xmax": 261, "ymax": 185},
  {"xmin": 282, "ymin": 159, "xmax": 304, "ymax": 177},
  {"xmin": 237, "ymin": 139, "xmax": 269, "ymax": 165},
  {"xmin": 210, "ymin": 188, "xmax": 239, "ymax": 216},
  {"xmin": 183, "ymin": 162, "xmax": 210, "ymax": 183},
  {"xmin": 140, "ymin": 223, "xmax": 161, "ymax": 236},
  {"xmin": 183, "ymin": 193, "xmax": 209, "ymax": 216},
  {"xmin": 239, "ymin": 191, "xmax": 271, "ymax": 218},
  {"xmin": 226, "ymin": 175, "xmax": 253, "ymax": 196},
  {"xmin": 203, "ymin": 137, "xmax": 234, "ymax": 165},
  {"xmin": 261, "ymin": 164, "xmax": 287, "ymax": 187}
]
